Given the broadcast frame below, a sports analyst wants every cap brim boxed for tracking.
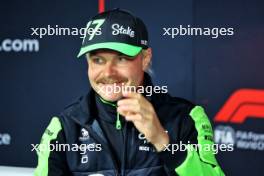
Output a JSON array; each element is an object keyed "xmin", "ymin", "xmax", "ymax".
[{"xmin": 77, "ymin": 42, "xmax": 142, "ymax": 58}]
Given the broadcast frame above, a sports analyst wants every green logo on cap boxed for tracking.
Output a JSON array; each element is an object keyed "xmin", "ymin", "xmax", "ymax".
[{"xmin": 82, "ymin": 19, "xmax": 105, "ymax": 42}]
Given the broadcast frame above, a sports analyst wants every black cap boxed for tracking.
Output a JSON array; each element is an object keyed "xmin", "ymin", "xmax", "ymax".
[{"xmin": 77, "ymin": 8, "xmax": 149, "ymax": 58}]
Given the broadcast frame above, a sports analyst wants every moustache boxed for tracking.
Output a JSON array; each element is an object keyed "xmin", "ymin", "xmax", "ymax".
[{"xmin": 96, "ymin": 76, "xmax": 128, "ymax": 84}]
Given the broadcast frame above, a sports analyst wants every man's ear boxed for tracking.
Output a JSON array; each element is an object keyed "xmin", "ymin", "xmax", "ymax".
[{"xmin": 142, "ymin": 48, "xmax": 152, "ymax": 71}]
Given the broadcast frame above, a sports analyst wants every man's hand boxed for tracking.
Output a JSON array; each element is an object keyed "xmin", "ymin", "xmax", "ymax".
[{"xmin": 117, "ymin": 91, "xmax": 169, "ymax": 152}]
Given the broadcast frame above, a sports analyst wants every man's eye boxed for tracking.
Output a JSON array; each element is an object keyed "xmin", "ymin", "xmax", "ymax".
[
  {"xmin": 91, "ymin": 58, "xmax": 105, "ymax": 64},
  {"xmin": 118, "ymin": 57, "xmax": 129, "ymax": 62}
]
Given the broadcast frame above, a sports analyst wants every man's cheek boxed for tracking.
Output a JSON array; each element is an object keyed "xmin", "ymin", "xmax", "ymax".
[
  {"xmin": 130, "ymin": 75, "xmax": 142, "ymax": 86},
  {"xmin": 88, "ymin": 70, "xmax": 99, "ymax": 83}
]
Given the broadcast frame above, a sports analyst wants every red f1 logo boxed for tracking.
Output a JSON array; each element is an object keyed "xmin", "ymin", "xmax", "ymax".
[{"xmin": 214, "ymin": 89, "xmax": 264, "ymax": 123}]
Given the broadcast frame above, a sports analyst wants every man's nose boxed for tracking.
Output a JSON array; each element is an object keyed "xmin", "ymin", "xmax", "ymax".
[{"xmin": 104, "ymin": 62, "xmax": 117, "ymax": 77}]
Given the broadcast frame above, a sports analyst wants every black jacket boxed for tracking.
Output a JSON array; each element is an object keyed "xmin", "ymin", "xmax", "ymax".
[{"xmin": 35, "ymin": 76, "xmax": 225, "ymax": 176}]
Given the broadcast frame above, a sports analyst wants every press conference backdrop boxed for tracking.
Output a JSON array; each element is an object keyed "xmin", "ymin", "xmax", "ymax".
[{"xmin": 0, "ymin": 0, "xmax": 263, "ymax": 175}]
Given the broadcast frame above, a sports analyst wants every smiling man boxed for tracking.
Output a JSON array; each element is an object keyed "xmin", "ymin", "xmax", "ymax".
[
  {"xmin": 35, "ymin": 9, "xmax": 225, "ymax": 176},
  {"xmin": 87, "ymin": 49, "xmax": 149, "ymax": 102}
]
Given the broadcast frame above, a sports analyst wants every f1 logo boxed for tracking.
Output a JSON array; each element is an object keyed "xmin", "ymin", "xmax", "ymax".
[{"xmin": 214, "ymin": 89, "xmax": 264, "ymax": 123}]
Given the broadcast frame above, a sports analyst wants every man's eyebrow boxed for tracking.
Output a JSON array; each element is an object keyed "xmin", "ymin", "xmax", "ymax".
[
  {"xmin": 89, "ymin": 53, "xmax": 104, "ymax": 58},
  {"xmin": 118, "ymin": 53, "xmax": 133, "ymax": 58},
  {"xmin": 89, "ymin": 51, "xmax": 97, "ymax": 57}
]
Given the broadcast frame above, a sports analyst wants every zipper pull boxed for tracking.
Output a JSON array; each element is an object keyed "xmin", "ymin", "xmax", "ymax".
[{"xmin": 115, "ymin": 112, "xmax": 122, "ymax": 130}]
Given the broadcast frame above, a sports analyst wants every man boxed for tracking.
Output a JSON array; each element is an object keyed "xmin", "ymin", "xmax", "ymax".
[{"xmin": 35, "ymin": 9, "xmax": 225, "ymax": 176}]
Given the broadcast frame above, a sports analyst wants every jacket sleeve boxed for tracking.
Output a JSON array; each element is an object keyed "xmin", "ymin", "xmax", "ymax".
[
  {"xmin": 34, "ymin": 116, "xmax": 71, "ymax": 176},
  {"xmin": 158, "ymin": 106, "xmax": 225, "ymax": 176}
]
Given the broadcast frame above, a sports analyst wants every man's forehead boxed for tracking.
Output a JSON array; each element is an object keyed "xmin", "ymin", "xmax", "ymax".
[{"xmin": 89, "ymin": 49, "xmax": 128, "ymax": 56}]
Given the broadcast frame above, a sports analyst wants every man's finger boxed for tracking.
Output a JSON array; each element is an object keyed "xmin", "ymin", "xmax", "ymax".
[
  {"xmin": 124, "ymin": 114, "xmax": 142, "ymax": 122},
  {"xmin": 117, "ymin": 98, "xmax": 138, "ymax": 107},
  {"xmin": 122, "ymin": 90, "xmax": 141, "ymax": 99},
  {"xmin": 117, "ymin": 104, "xmax": 140, "ymax": 115}
]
